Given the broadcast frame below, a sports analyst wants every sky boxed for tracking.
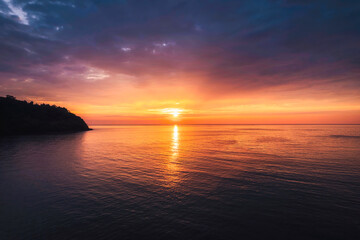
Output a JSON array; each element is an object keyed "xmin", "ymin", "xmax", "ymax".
[{"xmin": 0, "ymin": 0, "xmax": 359, "ymax": 124}]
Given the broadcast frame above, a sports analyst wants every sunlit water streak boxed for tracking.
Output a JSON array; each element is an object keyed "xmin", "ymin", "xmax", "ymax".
[{"xmin": 0, "ymin": 125, "xmax": 360, "ymax": 239}]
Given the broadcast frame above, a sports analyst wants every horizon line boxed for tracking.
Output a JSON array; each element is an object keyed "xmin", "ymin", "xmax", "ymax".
[{"xmin": 89, "ymin": 123, "xmax": 360, "ymax": 126}]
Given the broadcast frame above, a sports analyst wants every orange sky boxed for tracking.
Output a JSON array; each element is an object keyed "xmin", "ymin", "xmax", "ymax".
[{"xmin": 13, "ymin": 75, "xmax": 359, "ymax": 125}]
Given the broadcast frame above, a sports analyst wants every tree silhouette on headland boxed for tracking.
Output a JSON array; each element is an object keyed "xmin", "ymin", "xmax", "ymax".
[{"xmin": 0, "ymin": 95, "xmax": 90, "ymax": 135}]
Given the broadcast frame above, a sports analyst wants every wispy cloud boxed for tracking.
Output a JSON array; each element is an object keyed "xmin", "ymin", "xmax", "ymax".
[{"xmin": 3, "ymin": 0, "xmax": 28, "ymax": 25}]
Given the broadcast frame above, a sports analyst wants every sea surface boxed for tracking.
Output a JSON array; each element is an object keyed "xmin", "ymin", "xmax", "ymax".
[{"xmin": 1, "ymin": 125, "xmax": 360, "ymax": 240}]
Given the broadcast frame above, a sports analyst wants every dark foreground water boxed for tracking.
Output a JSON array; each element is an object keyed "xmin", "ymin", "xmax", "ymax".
[{"xmin": 1, "ymin": 125, "xmax": 360, "ymax": 240}]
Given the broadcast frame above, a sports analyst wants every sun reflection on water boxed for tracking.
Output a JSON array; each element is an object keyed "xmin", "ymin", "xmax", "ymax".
[
  {"xmin": 171, "ymin": 125, "xmax": 179, "ymax": 159},
  {"xmin": 165, "ymin": 125, "xmax": 181, "ymax": 187}
]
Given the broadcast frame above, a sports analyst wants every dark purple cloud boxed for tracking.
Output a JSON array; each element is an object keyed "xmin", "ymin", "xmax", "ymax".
[{"xmin": 0, "ymin": 0, "xmax": 360, "ymax": 95}]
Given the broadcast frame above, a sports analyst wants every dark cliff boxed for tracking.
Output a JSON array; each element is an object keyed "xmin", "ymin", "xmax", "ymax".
[{"xmin": 0, "ymin": 95, "xmax": 90, "ymax": 135}]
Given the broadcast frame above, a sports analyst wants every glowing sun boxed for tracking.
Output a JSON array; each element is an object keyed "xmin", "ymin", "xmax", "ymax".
[{"xmin": 162, "ymin": 108, "xmax": 183, "ymax": 118}]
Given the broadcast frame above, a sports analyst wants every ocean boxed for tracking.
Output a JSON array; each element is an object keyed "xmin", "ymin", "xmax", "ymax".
[{"xmin": 1, "ymin": 125, "xmax": 359, "ymax": 239}]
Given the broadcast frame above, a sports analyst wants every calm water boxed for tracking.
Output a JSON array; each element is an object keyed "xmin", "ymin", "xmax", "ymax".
[{"xmin": 1, "ymin": 125, "xmax": 360, "ymax": 239}]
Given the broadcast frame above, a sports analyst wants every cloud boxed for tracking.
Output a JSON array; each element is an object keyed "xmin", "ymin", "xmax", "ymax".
[
  {"xmin": 2, "ymin": 0, "xmax": 29, "ymax": 25},
  {"xmin": 0, "ymin": 0, "xmax": 359, "ymax": 98}
]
